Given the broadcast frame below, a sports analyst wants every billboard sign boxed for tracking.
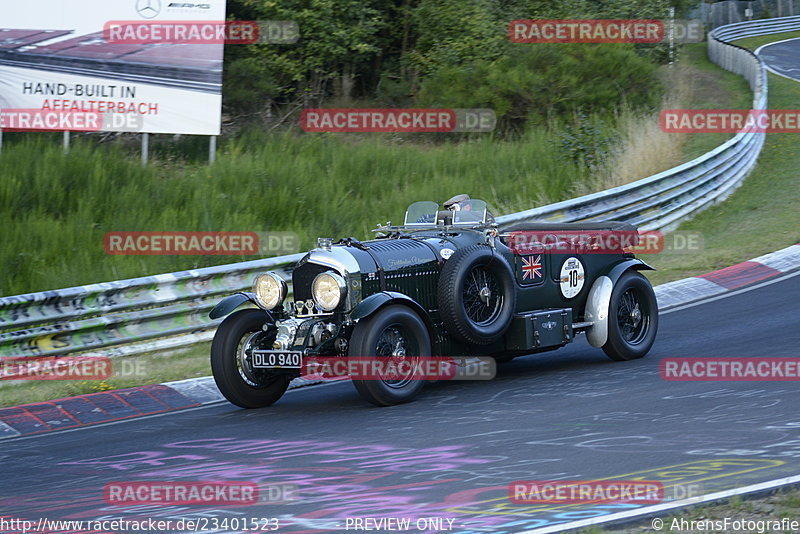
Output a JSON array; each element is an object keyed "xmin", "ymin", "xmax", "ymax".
[{"xmin": 0, "ymin": 0, "xmax": 225, "ymax": 134}]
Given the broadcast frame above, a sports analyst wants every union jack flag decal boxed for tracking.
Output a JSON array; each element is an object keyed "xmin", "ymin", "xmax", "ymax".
[{"xmin": 521, "ymin": 255, "xmax": 542, "ymax": 280}]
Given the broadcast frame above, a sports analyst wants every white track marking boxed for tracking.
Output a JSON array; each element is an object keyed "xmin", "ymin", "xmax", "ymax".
[{"xmin": 519, "ymin": 473, "xmax": 800, "ymax": 534}]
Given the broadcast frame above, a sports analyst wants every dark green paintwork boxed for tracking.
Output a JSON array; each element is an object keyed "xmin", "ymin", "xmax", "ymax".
[{"xmin": 326, "ymin": 227, "xmax": 651, "ymax": 357}]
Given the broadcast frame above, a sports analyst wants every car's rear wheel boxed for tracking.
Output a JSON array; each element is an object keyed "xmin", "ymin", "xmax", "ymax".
[
  {"xmin": 350, "ymin": 305, "xmax": 432, "ymax": 406},
  {"xmin": 211, "ymin": 309, "xmax": 291, "ymax": 408},
  {"xmin": 603, "ymin": 271, "xmax": 658, "ymax": 361},
  {"xmin": 438, "ymin": 244, "xmax": 516, "ymax": 345}
]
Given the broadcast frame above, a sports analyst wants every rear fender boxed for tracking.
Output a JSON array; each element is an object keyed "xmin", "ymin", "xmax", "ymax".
[
  {"xmin": 606, "ymin": 258, "xmax": 654, "ymax": 283},
  {"xmin": 585, "ymin": 259, "xmax": 654, "ymax": 347}
]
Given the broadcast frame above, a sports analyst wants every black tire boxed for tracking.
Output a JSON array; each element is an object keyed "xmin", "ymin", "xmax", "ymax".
[
  {"xmin": 603, "ymin": 271, "xmax": 658, "ymax": 361},
  {"xmin": 350, "ymin": 305, "xmax": 432, "ymax": 406},
  {"xmin": 438, "ymin": 244, "xmax": 517, "ymax": 345},
  {"xmin": 211, "ymin": 309, "xmax": 291, "ymax": 408}
]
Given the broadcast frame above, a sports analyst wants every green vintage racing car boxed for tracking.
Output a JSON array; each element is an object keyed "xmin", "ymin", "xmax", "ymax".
[{"xmin": 209, "ymin": 195, "xmax": 658, "ymax": 407}]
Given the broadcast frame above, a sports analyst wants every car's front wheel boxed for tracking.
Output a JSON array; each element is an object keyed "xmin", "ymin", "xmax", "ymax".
[
  {"xmin": 350, "ymin": 305, "xmax": 432, "ymax": 406},
  {"xmin": 211, "ymin": 309, "xmax": 291, "ymax": 408},
  {"xmin": 603, "ymin": 271, "xmax": 658, "ymax": 361}
]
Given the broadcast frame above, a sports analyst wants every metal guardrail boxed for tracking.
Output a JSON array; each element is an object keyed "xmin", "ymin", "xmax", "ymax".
[
  {"xmin": 0, "ymin": 257, "xmax": 300, "ymax": 359},
  {"xmin": 708, "ymin": 15, "xmax": 800, "ymax": 39},
  {"xmin": 2, "ymin": 17, "xmax": 799, "ymax": 361}
]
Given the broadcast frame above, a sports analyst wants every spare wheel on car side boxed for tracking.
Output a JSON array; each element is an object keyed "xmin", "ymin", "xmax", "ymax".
[{"xmin": 437, "ymin": 244, "xmax": 516, "ymax": 345}]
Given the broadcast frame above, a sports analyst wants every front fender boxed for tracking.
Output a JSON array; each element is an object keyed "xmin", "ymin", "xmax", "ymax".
[
  {"xmin": 351, "ymin": 292, "xmax": 436, "ymax": 333},
  {"xmin": 209, "ymin": 292, "xmax": 268, "ymax": 320},
  {"xmin": 584, "ymin": 258, "xmax": 654, "ymax": 348}
]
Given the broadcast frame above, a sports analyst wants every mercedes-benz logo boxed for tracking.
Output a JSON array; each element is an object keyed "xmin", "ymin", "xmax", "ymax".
[{"xmin": 136, "ymin": 0, "xmax": 161, "ymax": 18}]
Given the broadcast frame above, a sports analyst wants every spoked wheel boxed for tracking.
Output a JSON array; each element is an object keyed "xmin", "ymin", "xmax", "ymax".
[
  {"xmin": 603, "ymin": 271, "xmax": 658, "ymax": 361},
  {"xmin": 372, "ymin": 325, "xmax": 418, "ymax": 388},
  {"xmin": 438, "ymin": 244, "xmax": 516, "ymax": 345},
  {"xmin": 463, "ymin": 266, "xmax": 503, "ymax": 326},
  {"xmin": 211, "ymin": 309, "xmax": 291, "ymax": 408},
  {"xmin": 617, "ymin": 289, "xmax": 647, "ymax": 344},
  {"xmin": 350, "ymin": 305, "xmax": 431, "ymax": 406}
]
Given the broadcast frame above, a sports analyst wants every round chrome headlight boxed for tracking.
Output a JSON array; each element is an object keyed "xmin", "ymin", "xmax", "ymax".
[
  {"xmin": 253, "ymin": 272, "xmax": 287, "ymax": 310},
  {"xmin": 311, "ymin": 272, "xmax": 347, "ymax": 312}
]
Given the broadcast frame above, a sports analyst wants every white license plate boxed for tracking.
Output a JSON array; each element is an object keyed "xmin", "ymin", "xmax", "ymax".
[{"xmin": 251, "ymin": 351, "xmax": 302, "ymax": 369}]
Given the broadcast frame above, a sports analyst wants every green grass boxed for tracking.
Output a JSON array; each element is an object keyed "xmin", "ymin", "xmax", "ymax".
[
  {"xmin": 0, "ymin": 343, "xmax": 211, "ymax": 407},
  {"xmin": 646, "ymin": 35, "xmax": 800, "ymax": 285},
  {"xmin": 0, "ymin": 128, "xmax": 591, "ymax": 296},
  {"xmin": 733, "ymin": 29, "xmax": 800, "ymax": 52},
  {"xmin": 677, "ymin": 43, "xmax": 754, "ymax": 159}
]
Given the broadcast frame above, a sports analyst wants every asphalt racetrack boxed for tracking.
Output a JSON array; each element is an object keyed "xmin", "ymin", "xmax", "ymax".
[
  {"xmin": 757, "ymin": 37, "xmax": 800, "ymax": 81},
  {"xmin": 1, "ymin": 271, "xmax": 798, "ymax": 533}
]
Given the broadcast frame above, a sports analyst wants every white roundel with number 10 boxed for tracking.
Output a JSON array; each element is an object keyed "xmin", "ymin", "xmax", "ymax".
[{"xmin": 559, "ymin": 257, "xmax": 585, "ymax": 298}]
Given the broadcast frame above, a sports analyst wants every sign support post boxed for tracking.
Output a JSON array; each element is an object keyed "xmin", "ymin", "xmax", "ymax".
[
  {"xmin": 669, "ymin": 7, "xmax": 675, "ymax": 68},
  {"xmin": 141, "ymin": 133, "xmax": 149, "ymax": 166}
]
